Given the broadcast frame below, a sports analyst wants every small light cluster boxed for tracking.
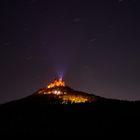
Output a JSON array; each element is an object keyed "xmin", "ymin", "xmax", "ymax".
[{"xmin": 59, "ymin": 95, "xmax": 89, "ymax": 103}]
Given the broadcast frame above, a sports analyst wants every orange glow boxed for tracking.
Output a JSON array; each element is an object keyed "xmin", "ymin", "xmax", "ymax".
[
  {"xmin": 47, "ymin": 78, "xmax": 65, "ymax": 89},
  {"xmin": 59, "ymin": 95, "xmax": 89, "ymax": 103}
]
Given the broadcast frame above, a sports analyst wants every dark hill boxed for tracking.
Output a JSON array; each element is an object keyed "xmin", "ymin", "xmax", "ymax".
[{"xmin": 0, "ymin": 87, "xmax": 140, "ymax": 137}]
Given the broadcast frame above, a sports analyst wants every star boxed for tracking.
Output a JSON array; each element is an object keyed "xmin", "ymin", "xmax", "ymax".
[
  {"xmin": 25, "ymin": 56, "xmax": 33, "ymax": 61},
  {"xmin": 83, "ymin": 65, "xmax": 89, "ymax": 70},
  {"xmin": 3, "ymin": 42, "xmax": 10, "ymax": 46},
  {"xmin": 118, "ymin": 0, "xmax": 124, "ymax": 3},
  {"xmin": 73, "ymin": 18, "xmax": 81, "ymax": 23},
  {"xmin": 90, "ymin": 38, "xmax": 97, "ymax": 42}
]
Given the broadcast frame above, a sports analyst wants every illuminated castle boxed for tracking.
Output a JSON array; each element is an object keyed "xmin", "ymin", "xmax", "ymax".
[
  {"xmin": 47, "ymin": 78, "xmax": 65, "ymax": 89},
  {"xmin": 37, "ymin": 78, "xmax": 93, "ymax": 103}
]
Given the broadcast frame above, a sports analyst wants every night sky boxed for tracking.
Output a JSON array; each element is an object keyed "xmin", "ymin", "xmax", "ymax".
[{"xmin": 1, "ymin": 0, "xmax": 140, "ymax": 103}]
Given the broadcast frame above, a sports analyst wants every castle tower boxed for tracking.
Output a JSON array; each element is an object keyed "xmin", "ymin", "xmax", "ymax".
[{"xmin": 47, "ymin": 78, "xmax": 65, "ymax": 89}]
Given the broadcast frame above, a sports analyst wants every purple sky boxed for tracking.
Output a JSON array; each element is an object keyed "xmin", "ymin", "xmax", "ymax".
[{"xmin": 1, "ymin": 0, "xmax": 140, "ymax": 103}]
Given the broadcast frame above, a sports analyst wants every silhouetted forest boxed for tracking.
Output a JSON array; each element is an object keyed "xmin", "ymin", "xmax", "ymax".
[{"xmin": 0, "ymin": 94, "xmax": 140, "ymax": 137}]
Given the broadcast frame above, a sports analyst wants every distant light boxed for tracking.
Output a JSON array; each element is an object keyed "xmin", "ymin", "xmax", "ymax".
[{"xmin": 52, "ymin": 90, "xmax": 63, "ymax": 95}]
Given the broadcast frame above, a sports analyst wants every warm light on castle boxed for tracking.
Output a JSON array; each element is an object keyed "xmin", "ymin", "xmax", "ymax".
[
  {"xmin": 37, "ymin": 78, "xmax": 92, "ymax": 104},
  {"xmin": 47, "ymin": 78, "xmax": 65, "ymax": 89}
]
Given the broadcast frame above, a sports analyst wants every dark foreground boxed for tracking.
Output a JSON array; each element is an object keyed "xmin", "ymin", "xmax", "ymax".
[{"xmin": 0, "ymin": 95, "xmax": 140, "ymax": 137}]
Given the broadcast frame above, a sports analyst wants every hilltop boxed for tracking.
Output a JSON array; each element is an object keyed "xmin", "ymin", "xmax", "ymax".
[{"xmin": 0, "ymin": 79, "xmax": 140, "ymax": 137}]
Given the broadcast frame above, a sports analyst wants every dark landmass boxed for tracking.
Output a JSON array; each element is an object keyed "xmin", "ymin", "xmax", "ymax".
[{"xmin": 0, "ymin": 87, "xmax": 140, "ymax": 137}]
